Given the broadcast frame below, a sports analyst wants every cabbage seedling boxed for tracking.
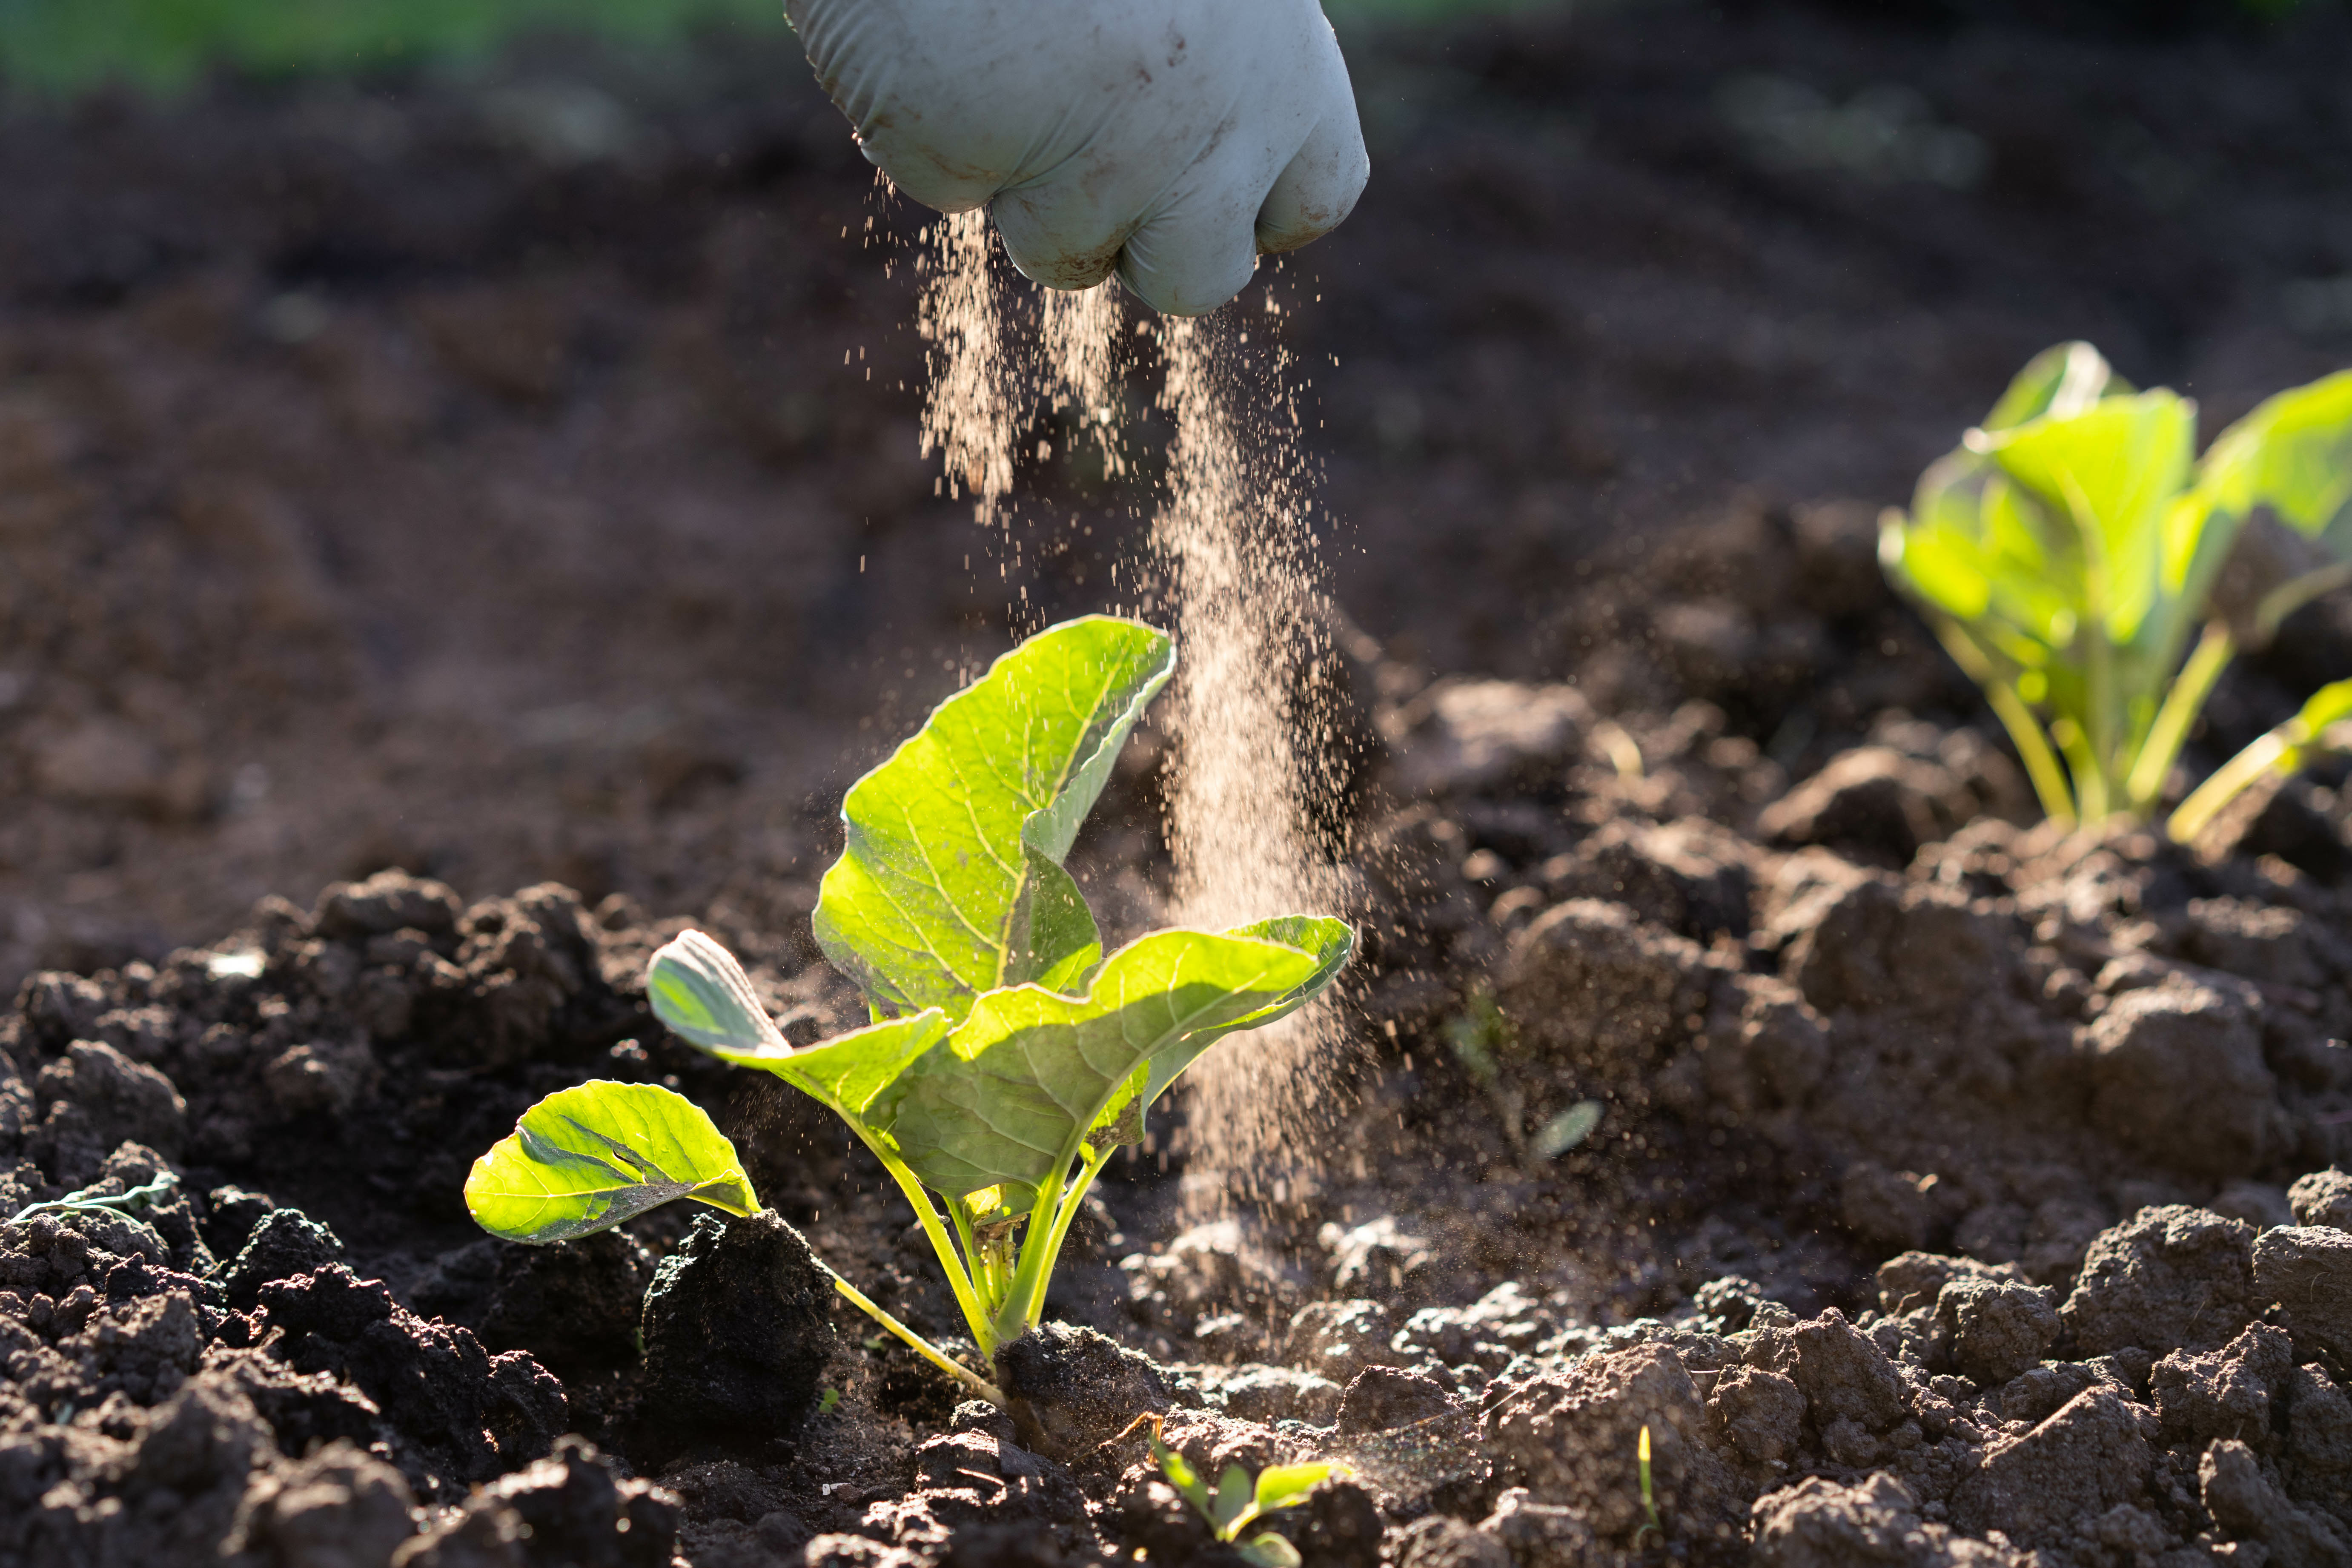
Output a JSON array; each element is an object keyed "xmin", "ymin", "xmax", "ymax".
[
  {"xmin": 464, "ymin": 616, "xmax": 1353, "ymax": 1401},
  {"xmin": 1119, "ymin": 1413, "xmax": 1342, "ymax": 1568},
  {"xmin": 1880, "ymin": 343, "xmax": 2352, "ymax": 833}
]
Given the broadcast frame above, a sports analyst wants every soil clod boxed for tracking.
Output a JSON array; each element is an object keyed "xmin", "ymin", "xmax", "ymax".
[
  {"xmin": 631, "ymin": 1211, "xmax": 834, "ymax": 1469},
  {"xmin": 993, "ymin": 1321, "xmax": 1175, "ymax": 1463}
]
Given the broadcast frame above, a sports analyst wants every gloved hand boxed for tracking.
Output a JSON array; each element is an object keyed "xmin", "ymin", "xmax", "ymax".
[{"xmin": 786, "ymin": 0, "xmax": 1369, "ymax": 315}]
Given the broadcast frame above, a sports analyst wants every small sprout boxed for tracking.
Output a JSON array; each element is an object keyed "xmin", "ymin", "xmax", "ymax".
[
  {"xmin": 1116, "ymin": 1414, "xmax": 1342, "ymax": 1567},
  {"xmin": 1446, "ymin": 989, "xmax": 1601, "ymax": 1170},
  {"xmin": 1443, "ymin": 988, "xmax": 1507, "ymax": 1089},
  {"xmin": 817, "ymin": 1388, "xmax": 841, "ymax": 1416},
  {"xmin": 463, "ymin": 618, "xmax": 1353, "ymax": 1402},
  {"xmin": 1633, "ymin": 1423, "xmax": 1663, "ymax": 1548},
  {"xmin": 1532, "ymin": 1100, "xmax": 1604, "ymax": 1160},
  {"xmin": 1591, "ymin": 719, "xmax": 1644, "ymax": 781},
  {"xmin": 1882, "ymin": 345, "xmax": 2352, "ymax": 832}
]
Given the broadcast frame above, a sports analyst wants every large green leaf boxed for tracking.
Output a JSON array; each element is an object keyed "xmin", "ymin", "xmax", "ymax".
[
  {"xmin": 2199, "ymin": 370, "xmax": 2352, "ymax": 551},
  {"xmin": 650, "ymin": 928, "xmax": 948, "ymax": 1129},
  {"xmin": 2191, "ymin": 372, "xmax": 2352, "ymax": 646},
  {"xmin": 873, "ymin": 924, "xmax": 1349, "ymax": 1202},
  {"xmin": 1981, "ymin": 340, "xmax": 2126, "ymax": 432},
  {"xmin": 1888, "ymin": 452, "xmax": 2081, "ymax": 656},
  {"xmin": 648, "ymin": 928, "xmax": 787, "ymax": 1053},
  {"xmin": 813, "ymin": 616, "xmax": 1175, "ymax": 1023},
  {"xmin": 708, "ymin": 1010, "xmax": 951, "ymax": 1124},
  {"xmin": 1972, "ymin": 389, "xmax": 2194, "ymax": 645},
  {"xmin": 1135, "ymin": 915, "xmax": 1355, "ymax": 1108},
  {"xmin": 465, "ymin": 1081, "xmax": 757, "ymax": 1244}
]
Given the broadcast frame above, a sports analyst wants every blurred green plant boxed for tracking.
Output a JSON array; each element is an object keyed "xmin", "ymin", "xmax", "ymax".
[
  {"xmin": 0, "ymin": 0, "xmax": 779, "ymax": 95},
  {"xmin": 1445, "ymin": 984, "xmax": 1603, "ymax": 1170},
  {"xmin": 0, "ymin": 0, "xmax": 1571, "ymax": 97},
  {"xmin": 1879, "ymin": 341, "xmax": 2352, "ymax": 839}
]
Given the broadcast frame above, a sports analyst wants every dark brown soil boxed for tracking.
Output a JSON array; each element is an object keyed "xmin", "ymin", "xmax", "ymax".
[{"xmin": 6, "ymin": 3, "xmax": 2352, "ymax": 1565}]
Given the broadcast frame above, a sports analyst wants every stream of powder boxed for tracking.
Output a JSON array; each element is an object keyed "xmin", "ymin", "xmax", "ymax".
[
  {"xmin": 1150, "ymin": 314, "xmax": 1351, "ymax": 1213},
  {"xmin": 917, "ymin": 211, "xmax": 1017, "ymax": 521},
  {"xmin": 914, "ymin": 223, "xmax": 1352, "ymax": 1213}
]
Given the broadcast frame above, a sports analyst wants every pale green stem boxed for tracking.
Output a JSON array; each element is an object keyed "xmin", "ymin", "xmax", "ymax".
[
  {"xmin": 1925, "ymin": 617, "xmax": 2074, "ymax": 826},
  {"xmin": 2084, "ymin": 621, "xmax": 2120, "ymax": 822},
  {"xmin": 994, "ymin": 1161, "xmax": 1068, "ymax": 1347},
  {"xmin": 974, "ymin": 1225, "xmax": 1020, "ymax": 1315},
  {"xmin": 850, "ymin": 1127, "xmax": 997, "ymax": 1353},
  {"xmin": 2169, "ymin": 729, "xmax": 2292, "ymax": 845},
  {"xmin": 2255, "ymin": 562, "xmax": 2352, "ymax": 645},
  {"xmin": 947, "ymin": 1200, "xmax": 994, "ymax": 1316},
  {"xmin": 2057, "ymin": 470, "xmax": 2123, "ymax": 821},
  {"xmin": 1985, "ymin": 681, "xmax": 2076, "ymax": 826},
  {"xmin": 2054, "ymin": 719, "xmax": 2109, "ymax": 825},
  {"xmin": 2126, "ymin": 621, "xmax": 2233, "ymax": 813},
  {"xmin": 1020, "ymin": 1144, "xmax": 1117, "ymax": 1333},
  {"xmin": 825, "ymin": 1271, "xmax": 1006, "ymax": 1405}
]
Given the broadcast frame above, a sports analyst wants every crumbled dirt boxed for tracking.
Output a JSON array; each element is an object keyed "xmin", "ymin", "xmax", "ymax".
[{"xmin": 8, "ymin": 1, "xmax": 2352, "ymax": 1564}]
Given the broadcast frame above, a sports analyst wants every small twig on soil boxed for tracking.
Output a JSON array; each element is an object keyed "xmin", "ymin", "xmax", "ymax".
[{"xmin": 8, "ymin": 1172, "xmax": 179, "ymax": 1225}]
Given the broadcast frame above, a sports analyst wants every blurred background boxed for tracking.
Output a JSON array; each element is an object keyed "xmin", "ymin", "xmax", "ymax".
[{"xmin": 0, "ymin": 0, "xmax": 2347, "ymax": 988}]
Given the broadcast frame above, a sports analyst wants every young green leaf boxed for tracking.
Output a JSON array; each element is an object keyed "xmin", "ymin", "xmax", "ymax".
[
  {"xmin": 2191, "ymin": 370, "xmax": 2352, "ymax": 642},
  {"xmin": 1152, "ymin": 1433, "xmax": 1211, "ymax": 1517},
  {"xmin": 466, "ymin": 1081, "xmax": 757, "ymax": 1244},
  {"xmin": 1238, "ymin": 1536, "xmax": 1303, "ymax": 1568},
  {"xmin": 1212, "ymin": 1463, "xmax": 1255, "ymax": 1535},
  {"xmin": 1970, "ymin": 389, "xmax": 2194, "ymax": 644},
  {"xmin": 813, "ymin": 616, "xmax": 1173, "ymax": 1023},
  {"xmin": 651, "ymin": 930, "xmax": 950, "ymax": 1132},
  {"xmin": 1250, "ymin": 1461, "xmax": 1339, "ymax": 1516},
  {"xmin": 2199, "ymin": 370, "xmax": 2352, "ymax": 549},
  {"xmin": 2293, "ymin": 677, "xmax": 2352, "ymax": 739},
  {"xmin": 872, "ymin": 925, "xmax": 1348, "ymax": 1202},
  {"xmin": 1981, "ymin": 339, "xmax": 2123, "ymax": 432},
  {"xmin": 1886, "ymin": 453, "xmax": 2081, "ymax": 657},
  {"xmin": 1139, "ymin": 915, "xmax": 1356, "ymax": 1100},
  {"xmin": 648, "ymin": 929, "xmax": 787, "ymax": 1053},
  {"xmin": 1533, "ymin": 1100, "xmax": 1604, "ymax": 1160},
  {"xmin": 708, "ymin": 1007, "xmax": 951, "ymax": 1130}
]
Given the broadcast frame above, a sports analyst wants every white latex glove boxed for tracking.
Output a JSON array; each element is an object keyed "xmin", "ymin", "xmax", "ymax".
[{"xmin": 786, "ymin": 0, "xmax": 1369, "ymax": 315}]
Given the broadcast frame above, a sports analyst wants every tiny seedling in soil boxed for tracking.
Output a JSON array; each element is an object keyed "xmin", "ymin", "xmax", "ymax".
[
  {"xmin": 1632, "ymin": 1422, "xmax": 1662, "ymax": 1548},
  {"xmin": 464, "ymin": 616, "xmax": 1352, "ymax": 1402},
  {"xmin": 1444, "ymin": 985, "xmax": 1601, "ymax": 1170},
  {"xmin": 1879, "ymin": 342, "xmax": 2352, "ymax": 834},
  {"xmin": 1118, "ymin": 1413, "xmax": 1342, "ymax": 1568}
]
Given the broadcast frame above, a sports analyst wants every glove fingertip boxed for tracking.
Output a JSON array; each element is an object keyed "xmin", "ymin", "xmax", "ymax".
[
  {"xmin": 1255, "ymin": 113, "xmax": 1370, "ymax": 256},
  {"xmin": 1116, "ymin": 232, "xmax": 1257, "ymax": 318},
  {"xmin": 990, "ymin": 194, "xmax": 1126, "ymax": 292}
]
